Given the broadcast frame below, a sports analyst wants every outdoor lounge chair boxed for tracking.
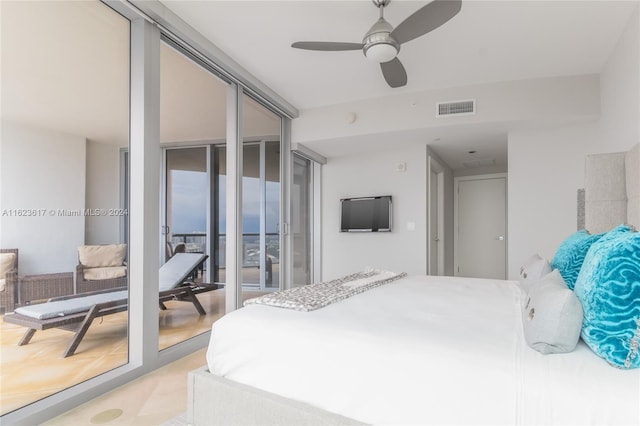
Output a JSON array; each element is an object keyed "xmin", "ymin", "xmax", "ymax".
[{"xmin": 3, "ymin": 253, "xmax": 217, "ymax": 357}]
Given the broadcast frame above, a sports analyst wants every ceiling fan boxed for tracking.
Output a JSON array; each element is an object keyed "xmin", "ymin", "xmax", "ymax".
[{"xmin": 291, "ymin": 0, "xmax": 462, "ymax": 88}]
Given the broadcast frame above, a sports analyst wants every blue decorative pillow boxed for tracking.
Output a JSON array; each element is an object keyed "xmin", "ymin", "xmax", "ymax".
[
  {"xmin": 574, "ymin": 226, "xmax": 640, "ymax": 369},
  {"xmin": 551, "ymin": 230, "xmax": 604, "ymax": 290}
]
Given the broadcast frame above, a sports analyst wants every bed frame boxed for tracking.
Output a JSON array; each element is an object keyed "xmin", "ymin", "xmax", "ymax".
[
  {"xmin": 188, "ymin": 144, "xmax": 640, "ymax": 426},
  {"xmin": 188, "ymin": 367, "xmax": 364, "ymax": 426}
]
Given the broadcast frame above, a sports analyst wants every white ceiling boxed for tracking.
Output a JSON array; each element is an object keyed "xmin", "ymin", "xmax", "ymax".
[
  {"xmin": 161, "ymin": 0, "xmax": 635, "ymax": 110},
  {"xmin": 2, "ymin": 1, "xmax": 636, "ymax": 169},
  {"xmin": 159, "ymin": 0, "xmax": 636, "ymax": 167}
]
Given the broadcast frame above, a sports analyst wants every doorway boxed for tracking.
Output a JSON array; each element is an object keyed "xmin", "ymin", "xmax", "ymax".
[
  {"xmin": 241, "ymin": 140, "xmax": 281, "ymax": 290},
  {"xmin": 427, "ymin": 156, "xmax": 445, "ymax": 275},
  {"xmin": 454, "ymin": 174, "xmax": 507, "ymax": 279}
]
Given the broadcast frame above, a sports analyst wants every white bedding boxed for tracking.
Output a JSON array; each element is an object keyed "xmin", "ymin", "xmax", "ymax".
[{"xmin": 207, "ymin": 275, "xmax": 640, "ymax": 425}]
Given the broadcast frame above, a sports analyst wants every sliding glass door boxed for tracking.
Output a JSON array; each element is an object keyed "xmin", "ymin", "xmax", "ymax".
[
  {"xmin": 158, "ymin": 40, "xmax": 228, "ymax": 350},
  {"xmin": 165, "ymin": 147, "xmax": 208, "ymax": 264},
  {"xmin": 0, "ymin": 0, "xmax": 130, "ymax": 415},
  {"xmin": 239, "ymin": 95, "xmax": 282, "ymax": 300},
  {"xmin": 292, "ymin": 154, "xmax": 312, "ymax": 285},
  {"xmin": 241, "ymin": 141, "xmax": 281, "ymax": 290},
  {"xmin": 1, "ymin": 1, "xmax": 295, "ymax": 422}
]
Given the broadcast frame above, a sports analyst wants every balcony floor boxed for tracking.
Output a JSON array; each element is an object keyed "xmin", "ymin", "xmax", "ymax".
[{"xmin": 0, "ymin": 288, "xmax": 263, "ymax": 417}]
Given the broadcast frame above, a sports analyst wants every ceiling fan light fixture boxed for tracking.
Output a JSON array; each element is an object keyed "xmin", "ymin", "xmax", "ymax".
[
  {"xmin": 290, "ymin": 0, "xmax": 462, "ymax": 87},
  {"xmin": 364, "ymin": 42, "xmax": 398, "ymax": 63}
]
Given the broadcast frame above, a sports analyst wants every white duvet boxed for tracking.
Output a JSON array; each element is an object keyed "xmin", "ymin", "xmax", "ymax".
[{"xmin": 207, "ymin": 275, "xmax": 640, "ymax": 425}]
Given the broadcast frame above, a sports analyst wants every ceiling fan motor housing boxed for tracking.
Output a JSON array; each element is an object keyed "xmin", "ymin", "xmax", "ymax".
[
  {"xmin": 362, "ymin": 18, "xmax": 400, "ymax": 62},
  {"xmin": 372, "ymin": 0, "xmax": 391, "ymax": 8}
]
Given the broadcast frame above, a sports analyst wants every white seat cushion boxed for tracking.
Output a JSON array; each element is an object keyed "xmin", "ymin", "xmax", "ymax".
[
  {"xmin": 14, "ymin": 290, "xmax": 128, "ymax": 320},
  {"xmin": 84, "ymin": 266, "xmax": 127, "ymax": 281},
  {"xmin": 159, "ymin": 253, "xmax": 206, "ymax": 291}
]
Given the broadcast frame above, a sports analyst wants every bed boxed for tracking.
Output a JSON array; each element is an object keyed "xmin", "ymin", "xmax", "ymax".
[{"xmin": 189, "ymin": 144, "xmax": 640, "ymax": 425}]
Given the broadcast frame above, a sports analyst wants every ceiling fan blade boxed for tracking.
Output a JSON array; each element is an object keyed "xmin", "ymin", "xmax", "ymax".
[
  {"xmin": 291, "ymin": 41, "xmax": 364, "ymax": 51},
  {"xmin": 391, "ymin": 0, "xmax": 462, "ymax": 45},
  {"xmin": 380, "ymin": 58, "xmax": 407, "ymax": 88}
]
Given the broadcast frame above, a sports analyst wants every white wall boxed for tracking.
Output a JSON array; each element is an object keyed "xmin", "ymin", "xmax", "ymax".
[
  {"xmin": 85, "ymin": 140, "xmax": 123, "ymax": 245},
  {"xmin": 599, "ymin": 5, "xmax": 639, "ymax": 147},
  {"xmin": 507, "ymin": 5, "xmax": 639, "ymax": 279},
  {"xmin": 310, "ymin": 75, "xmax": 601, "ymax": 280},
  {"xmin": 0, "ymin": 121, "xmax": 86, "ymax": 275},
  {"xmin": 310, "ymin": 6, "xmax": 639, "ymax": 282},
  {"xmin": 322, "ymin": 146, "xmax": 427, "ymax": 280},
  {"xmin": 507, "ymin": 123, "xmax": 599, "ymax": 279},
  {"xmin": 293, "ymin": 75, "xmax": 600, "ymax": 145}
]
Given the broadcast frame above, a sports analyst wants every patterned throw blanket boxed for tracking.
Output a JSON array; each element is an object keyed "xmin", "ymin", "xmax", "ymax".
[{"xmin": 244, "ymin": 269, "xmax": 407, "ymax": 311}]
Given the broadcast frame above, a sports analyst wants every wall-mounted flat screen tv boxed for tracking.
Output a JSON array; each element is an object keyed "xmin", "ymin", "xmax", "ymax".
[{"xmin": 340, "ymin": 196, "xmax": 392, "ymax": 232}]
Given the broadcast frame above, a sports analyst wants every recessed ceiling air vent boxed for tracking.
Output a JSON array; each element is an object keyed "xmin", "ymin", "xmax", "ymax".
[
  {"xmin": 462, "ymin": 158, "xmax": 495, "ymax": 169},
  {"xmin": 437, "ymin": 99, "xmax": 475, "ymax": 117}
]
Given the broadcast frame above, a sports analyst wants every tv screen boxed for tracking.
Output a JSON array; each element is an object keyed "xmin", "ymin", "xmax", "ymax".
[{"xmin": 340, "ymin": 196, "xmax": 392, "ymax": 232}]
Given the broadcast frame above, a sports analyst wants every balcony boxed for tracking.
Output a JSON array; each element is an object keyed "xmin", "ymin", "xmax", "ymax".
[{"xmin": 170, "ymin": 232, "xmax": 280, "ymax": 288}]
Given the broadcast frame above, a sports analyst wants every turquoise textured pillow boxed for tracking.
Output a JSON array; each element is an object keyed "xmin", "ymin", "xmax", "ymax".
[
  {"xmin": 551, "ymin": 230, "xmax": 604, "ymax": 290},
  {"xmin": 574, "ymin": 226, "xmax": 640, "ymax": 369}
]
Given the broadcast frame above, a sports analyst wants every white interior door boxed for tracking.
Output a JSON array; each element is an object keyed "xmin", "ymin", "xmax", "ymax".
[{"xmin": 455, "ymin": 176, "xmax": 506, "ymax": 279}]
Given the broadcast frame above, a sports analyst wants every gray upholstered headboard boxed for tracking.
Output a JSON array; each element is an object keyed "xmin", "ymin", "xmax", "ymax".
[{"xmin": 581, "ymin": 143, "xmax": 639, "ymax": 233}]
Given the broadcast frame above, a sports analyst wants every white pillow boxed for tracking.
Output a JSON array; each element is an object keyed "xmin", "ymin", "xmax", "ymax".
[
  {"xmin": 519, "ymin": 253, "xmax": 552, "ymax": 293},
  {"xmin": 78, "ymin": 244, "xmax": 126, "ymax": 268},
  {"xmin": 0, "ymin": 253, "xmax": 16, "ymax": 293},
  {"xmin": 0, "ymin": 252, "xmax": 15, "ymax": 275},
  {"xmin": 522, "ymin": 269, "xmax": 583, "ymax": 354}
]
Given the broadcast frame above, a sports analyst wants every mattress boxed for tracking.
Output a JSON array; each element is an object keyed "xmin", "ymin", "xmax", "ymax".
[{"xmin": 207, "ymin": 275, "xmax": 640, "ymax": 425}]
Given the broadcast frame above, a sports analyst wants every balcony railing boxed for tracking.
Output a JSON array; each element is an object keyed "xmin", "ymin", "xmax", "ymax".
[
  {"xmin": 171, "ymin": 232, "xmax": 280, "ymax": 286},
  {"xmin": 170, "ymin": 233, "xmax": 280, "ymax": 267}
]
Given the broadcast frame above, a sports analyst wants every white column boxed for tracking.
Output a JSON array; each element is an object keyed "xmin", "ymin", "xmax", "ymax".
[
  {"xmin": 129, "ymin": 17, "xmax": 160, "ymax": 364},
  {"xmin": 225, "ymin": 85, "xmax": 243, "ymax": 312}
]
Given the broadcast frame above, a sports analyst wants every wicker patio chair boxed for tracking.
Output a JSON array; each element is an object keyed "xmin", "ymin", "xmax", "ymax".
[
  {"xmin": 76, "ymin": 244, "xmax": 127, "ymax": 293},
  {"xmin": 20, "ymin": 272, "xmax": 74, "ymax": 305},
  {"xmin": 0, "ymin": 248, "xmax": 19, "ymax": 313}
]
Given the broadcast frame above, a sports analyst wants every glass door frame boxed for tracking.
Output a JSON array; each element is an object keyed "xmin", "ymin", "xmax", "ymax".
[
  {"xmin": 291, "ymin": 146, "xmax": 325, "ymax": 284},
  {"xmin": 242, "ymin": 139, "xmax": 281, "ymax": 291},
  {"xmin": 160, "ymin": 145, "xmax": 212, "ymax": 274}
]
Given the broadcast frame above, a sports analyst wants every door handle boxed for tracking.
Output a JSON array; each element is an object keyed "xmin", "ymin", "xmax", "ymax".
[{"xmin": 496, "ymin": 236, "xmax": 504, "ymax": 241}]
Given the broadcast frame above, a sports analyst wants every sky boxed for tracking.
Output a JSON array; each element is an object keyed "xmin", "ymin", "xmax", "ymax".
[{"xmin": 170, "ymin": 170, "xmax": 279, "ymax": 235}]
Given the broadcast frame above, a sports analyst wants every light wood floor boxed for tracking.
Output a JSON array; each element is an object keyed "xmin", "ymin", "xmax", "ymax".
[
  {"xmin": 42, "ymin": 347, "xmax": 208, "ymax": 426},
  {"xmin": 0, "ymin": 289, "xmax": 262, "ymax": 418}
]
